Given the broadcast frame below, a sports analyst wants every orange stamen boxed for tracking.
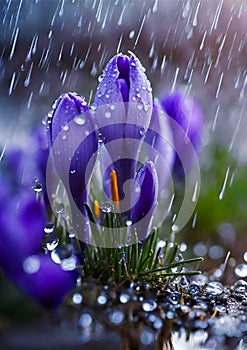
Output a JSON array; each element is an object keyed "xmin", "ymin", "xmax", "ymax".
[
  {"xmin": 93, "ymin": 200, "xmax": 100, "ymax": 217},
  {"xmin": 110, "ymin": 169, "xmax": 120, "ymax": 209}
]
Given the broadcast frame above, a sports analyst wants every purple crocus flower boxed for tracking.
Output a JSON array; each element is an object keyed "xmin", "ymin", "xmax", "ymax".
[
  {"xmin": 47, "ymin": 54, "xmax": 176, "ymax": 244},
  {"xmin": 94, "ymin": 53, "xmax": 153, "ymax": 204},
  {"xmin": 161, "ymin": 92, "xmax": 203, "ymax": 177},
  {"xmin": 47, "ymin": 93, "xmax": 98, "ymax": 214}
]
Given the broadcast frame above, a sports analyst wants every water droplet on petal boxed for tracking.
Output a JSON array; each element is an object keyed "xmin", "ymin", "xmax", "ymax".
[
  {"xmin": 51, "ymin": 244, "xmax": 73, "ymax": 264},
  {"xmin": 32, "ymin": 183, "xmax": 43, "ymax": 193},
  {"xmin": 105, "ymin": 111, "xmax": 111, "ymax": 119},
  {"xmin": 42, "ymin": 233, "xmax": 59, "ymax": 251},
  {"xmin": 44, "ymin": 223, "xmax": 55, "ymax": 234},
  {"xmin": 126, "ymin": 220, "xmax": 132, "ymax": 227},
  {"xmin": 61, "ymin": 255, "xmax": 77, "ymax": 271},
  {"xmin": 139, "ymin": 127, "xmax": 145, "ymax": 136},
  {"xmin": 74, "ymin": 116, "xmax": 86, "ymax": 125},
  {"xmin": 62, "ymin": 124, "xmax": 69, "ymax": 131},
  {"xmin": 23, "ymin": 255, "xmax": 40, "ymax": 274}
]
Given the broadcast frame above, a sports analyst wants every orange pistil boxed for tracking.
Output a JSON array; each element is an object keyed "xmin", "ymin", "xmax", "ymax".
[
  {"xmin": 110, "ymin": 169, "xmax": 120, "ymax": 210},
  {"xmin": 93, "ymin": 199, "xmax": 100, "ymax": 218}
]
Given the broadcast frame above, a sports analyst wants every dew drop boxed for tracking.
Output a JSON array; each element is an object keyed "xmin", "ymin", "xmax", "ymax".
[
  {"xmin": 204, "ymin": 282, "xmax": 223, "ymax": 296},
  {"xmin": 139, "ymin": 127, "xmax": 145, "ymax": 136},
  {"xmin": 215, "ymin": 305, "xmax": 226, "ymax": 313},
  {"xmin": 51, "ymin": 244, "xmax": 73, "ymax": 264},
  {"xmin": 97, "ymin": 293, "xmax": 108, "ymax": 305},
  {"xmin": 126, "ymin": 220, "xmax": 132, "ymax": 227},
  {"xmin": 72, "ymin": 292, "xmax": 83, "ymax": 305},
  {"xmin": 109, "ymin": 310, "xmax": 124, "ymax": 325},
  {"xmin": 105, "ymin": 111, "xmax": 111, "ymax": 119},
  {"xmin": 74, "ymin": 116, "xmax": 86, "ymax": 125},
  {"xmin": 54, "ymin": 202, "xmax": 65, "ymax": 213},
  {"xmin": 233, "ymin": 279, "xmax": 247, "ymax": 293},
  {"xmin": 119, "ymin": 293, "xmax": 130, "ymax": 304},
  {"xmin": 189, "ymin": 283, "xmax": 200, "ymax": 295},
  {"xmin": 42, "ymin": 234, "xmax": 59, "ymax": 251},
  {"xmin": 62, "ymin": 124, "xmax": 69, "ymax": 131},
  {"xmin": 142, "ymin": 300, "xmax": 157, "ymax": 312},
  {"xmin": 78, "ymin": 313, "xmax": 93, "ymax": 328},
  {"xmin": 32, "ymin": 183, "xmax": 43, "ymax": 193},
  {"xmin": 61, "ymin": 255, "xmax": 77, "ymax": 271},
  {"xmin": 101, "ymin": 202, "xmax": 112, "ymax": 213},
  {"xmin": 234, "ymin": 264, "xmax": 247, "ymax": 278},
  {"xmin": 23, "ymin": 255, "xmax": 40, "ymax": 274},
  {"xmin": 44, "ymin": 223, "xmax": 55, "ymax": 234}
]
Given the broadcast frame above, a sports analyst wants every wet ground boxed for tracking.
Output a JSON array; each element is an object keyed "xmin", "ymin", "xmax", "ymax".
[{"xmin": 0, "ymin": 277, "xmax": 246, "ymax": 350}]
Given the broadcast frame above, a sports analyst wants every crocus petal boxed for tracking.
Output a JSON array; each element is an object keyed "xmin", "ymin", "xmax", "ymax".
[
  {"xmin": 145, "ymin": 102, "xmax": 175, "ymax": 190},
  {"xmin": 47, "ymin": 93, "xmax": 88, "ymax": 145},
  {"xmin": 94, "ymin": 55, "xmax": 127, "ymax": 106},
  {"xmin": 95, "ymin": 53, "xmax": 153, "ymax": 207},
  {"xmin": 15, "ymin": 254, "xmax": 77, "ymax": 308},
  {"xmin": 161, "ymin": 92, "xmax": 203, "ymax": 177},
  {"xmin": 0, "ymin": 192, "xmax": 46, "ymax": 275},
  {"xmin": 129, "ymin": 161, "xmax": 158, "ymax": 241},
  {"xmin": 47, "ymin": 92, "xmax": 98, "ymax": 213}
]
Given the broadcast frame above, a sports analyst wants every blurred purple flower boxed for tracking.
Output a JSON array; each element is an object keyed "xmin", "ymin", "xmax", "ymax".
[
  {"xmin": 17, "ymin": 253, "xmax": 78, "ymax": 308},
  {"xmin": 0, "ymin": 187, "xmax": 77, "ymax": 308},
  {"xmin": 161, "ymin": 92, "xmax": 203, "ymax": 177},
  {"xmin": 3, "ymin": 126, "xmax": 49, "ymax": 196}
]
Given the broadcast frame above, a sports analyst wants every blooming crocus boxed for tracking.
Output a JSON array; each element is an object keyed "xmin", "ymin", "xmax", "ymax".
[
  {"xmin": 94, "ymin": 53, "xmax": 153, "ymax": 204},
  {"xmin": 161, "ymin": 92, "xmax": 203, "ymax": 177}
]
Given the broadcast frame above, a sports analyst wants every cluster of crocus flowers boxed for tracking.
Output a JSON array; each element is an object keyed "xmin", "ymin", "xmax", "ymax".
[{"xmin": 0, "ymin": 52, "xmax": 203, "ymax": 307}]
